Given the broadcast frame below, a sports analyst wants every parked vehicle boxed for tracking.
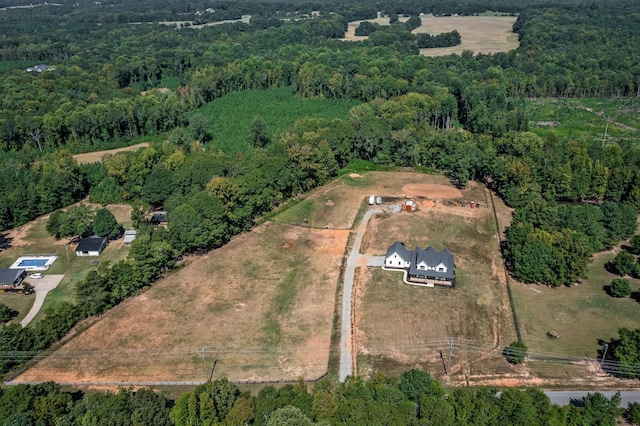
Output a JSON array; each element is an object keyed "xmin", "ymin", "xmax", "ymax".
[
  {"xmin": 29, "ymin": 273, "xmax": 43, "ymax": 279},
  {"xmin": 369, "ymin": 195, "xmax": 375, "ymax": 205}
]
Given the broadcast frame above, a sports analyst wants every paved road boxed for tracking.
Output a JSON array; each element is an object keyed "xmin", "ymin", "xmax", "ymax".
[
  {"xmin": 339, "ymin": 208, "xmax": 382, "ymax": 382},
  {"xmin": 21, "ymin": 275, "xmax": 64, "ymax": 327},
  {"xmin": 544, "ymin": 390, "xmax": 640, "ymax": 407}
]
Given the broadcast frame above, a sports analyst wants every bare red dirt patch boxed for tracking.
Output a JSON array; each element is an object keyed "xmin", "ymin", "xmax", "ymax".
[{"xmin": 402, "ymin": 183, "xmax": 462, "ymax": 199}]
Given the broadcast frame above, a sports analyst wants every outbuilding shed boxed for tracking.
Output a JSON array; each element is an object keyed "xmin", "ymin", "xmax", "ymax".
[{"xmin": 75, "ymin": 237, "xmax": 107, "ymax": 256}]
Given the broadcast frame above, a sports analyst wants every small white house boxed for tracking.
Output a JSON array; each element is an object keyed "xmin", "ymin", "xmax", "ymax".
[{"xmin": 75, "ymin": 237, "xmax": 107, "ymax": 256}]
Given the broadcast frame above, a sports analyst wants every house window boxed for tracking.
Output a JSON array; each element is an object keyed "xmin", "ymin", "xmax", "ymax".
[
  {"xmin": 438, "ymin": 267, "xmax": 444, "ymax": 272},
  {"xmin": 398, "ymin": 261, "xmax": 401, "ymax": 266}
]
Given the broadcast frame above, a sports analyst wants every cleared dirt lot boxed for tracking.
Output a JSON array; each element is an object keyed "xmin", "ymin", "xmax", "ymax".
[{"xmin": 342, "ymin": 16, "xmax": 519, "ymax": 56}]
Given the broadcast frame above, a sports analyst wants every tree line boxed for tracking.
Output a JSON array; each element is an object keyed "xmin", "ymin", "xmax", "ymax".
[
  {"xmin": 2, "ymin": 1, "xmax": 640, "ymax": 156},
  {"xmin": 0, "ymin": 369, "xmax": 634, "ymax": 425}
]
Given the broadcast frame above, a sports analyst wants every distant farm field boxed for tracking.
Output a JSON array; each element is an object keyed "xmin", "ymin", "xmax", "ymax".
[
  {"xmin": 342, "ymin": 16, "xmax": 518, "ymax": 56},
  {"xmin": 198, "ymin": 86, "xmax": 361, "ymax": 154},
  {"xmin": 354, "ymin": 180, "xmax": 519, "ymax": 383}
]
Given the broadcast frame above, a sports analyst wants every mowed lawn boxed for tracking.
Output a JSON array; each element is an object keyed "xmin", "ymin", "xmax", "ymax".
[
  {"xmin": 0, "ymin": 204, "xmax": 131, "ymax": 324},
  {"xmin": 354, "ymin": 181, "xmax": 518, "ymax": 379},
  {"xmin": 510, "ymin": 250, "xmax": 640, "ymax": 358}
]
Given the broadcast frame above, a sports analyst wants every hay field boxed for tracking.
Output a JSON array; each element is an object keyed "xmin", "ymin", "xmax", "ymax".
[
  {"xmin": 354, "ymin": 180, "xmax": 519, "ymax": 382},
  {"xmin": 342, "ymin": 16, "xmax": 519, "ymax": 56}
]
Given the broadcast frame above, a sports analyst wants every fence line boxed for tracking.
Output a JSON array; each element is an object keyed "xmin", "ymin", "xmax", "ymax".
[{"xmin": 486, "ymin": 186, "xmax": 522, "ymax": 342}]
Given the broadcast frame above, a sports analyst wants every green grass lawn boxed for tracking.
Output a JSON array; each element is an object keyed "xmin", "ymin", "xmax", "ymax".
[
  {"xmin": 0, "ymin": 218, "xmax": 129, "ymax": 324},
  {"xmin": 0, "ymin": 292, "xmax": 35, "ymax": 325},
  {"xmin": 526, "ymin": 97, "xmax": 640, "ymax": 144},
  {"xmin": 510, "ymin": 250, "xmax": 640, "ymax": 358},
  {"xmin": 196, "ymin": 86, "xmax": 361, "ymax": 154}
]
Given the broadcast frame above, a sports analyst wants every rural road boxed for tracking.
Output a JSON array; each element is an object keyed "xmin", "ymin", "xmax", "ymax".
[
  {"xmin": 20, "ymin": 275, "xmax": 64, "ymax": 327},
  {"xmin": 544, "ymin": 390, "xmax": 640, "ymax": 407},
  {"xmin": 339, "ymin": 207, "xmax": 383, "ymax": 382}
]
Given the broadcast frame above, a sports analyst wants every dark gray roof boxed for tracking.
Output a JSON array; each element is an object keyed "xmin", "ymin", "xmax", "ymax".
[
  {"xmin": 385, "ymin": 241, "xmax": 412, "ymax": 262},
  {"xmin": 76, "ymin": 237, "xmax": 107, "ymax": 252},
  {"xmin": 151, "ymin": 212, "xmax": 167, "ymax": 223},
  {"xmin": 409, "ymin": 246, "xmax": 455, "ymax": 280},
  {"xmin": 0, "ymin": 268, "xmax": 25, "ymax": 285}
]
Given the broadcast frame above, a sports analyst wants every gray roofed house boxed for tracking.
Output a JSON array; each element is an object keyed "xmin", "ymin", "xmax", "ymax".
[
  {"xmin": 151, "ymin": 211, "xmax": 168, "ymax": 227},
  {"xmin": 0, "ymin": 268, "xmax": 27, "ymax": 289},
  {"xmin": 75, "ymin": 237, "xmax": 107, "ymax": 256},
  {"xmin": 384, "ymin": 241, "xmax": 412, "ymax": 269},
  {"xmin": 384, "ymin": 241, "xmax": 455, "ymax": 287}
]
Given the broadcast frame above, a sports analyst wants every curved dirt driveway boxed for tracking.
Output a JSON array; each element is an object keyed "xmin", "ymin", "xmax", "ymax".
[{"xmin": 21, "ymin": 275, "xmax": 64, "ymax": 327}]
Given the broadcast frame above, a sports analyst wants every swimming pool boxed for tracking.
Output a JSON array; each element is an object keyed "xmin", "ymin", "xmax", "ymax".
[
  {"xmin": 9, "ymin": 255, "xmax": 58, "ymax": 271},
  {"xmin": 18, "ymin": 259, "xmax": 48, "ymax": 267}
]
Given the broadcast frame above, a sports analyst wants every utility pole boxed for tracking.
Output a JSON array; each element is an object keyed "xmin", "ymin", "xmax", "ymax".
[
  {"xmin": 208, "ymin": 359, "xmax": 217, "ymax": 382},
  {"xmin": 600, "ymin": 343, "xmax": 609, "ymax": 371},
  {"xmin": 602, "ymin": 112, "xmax": 610, "ymax": 148},
  {"xmin": 446, "ymin": 338, "xmax": 454, "ymax": 375},
  {"xmin": 201, "ymin": 347, "xmax": 207, "ymax": 381}
]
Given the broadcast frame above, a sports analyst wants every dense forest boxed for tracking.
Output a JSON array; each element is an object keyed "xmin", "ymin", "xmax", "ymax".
[
  {"xmin": 0, "ymin": 0, "xmax": 639, "ymax": 418},
  {"xmin": 0, "ymin": 371, "xmax": 633, "ymax": 425}
]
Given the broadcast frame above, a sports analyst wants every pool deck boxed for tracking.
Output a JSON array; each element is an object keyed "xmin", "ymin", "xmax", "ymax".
[{"xmin": 9, "ymin": 255, "xmax": 58, "ymax": 271}]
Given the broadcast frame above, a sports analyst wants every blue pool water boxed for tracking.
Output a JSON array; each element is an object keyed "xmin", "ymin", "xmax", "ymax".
[{"xmin": 18, "ymin": 259, "xmax": 48, "ymax": 267}]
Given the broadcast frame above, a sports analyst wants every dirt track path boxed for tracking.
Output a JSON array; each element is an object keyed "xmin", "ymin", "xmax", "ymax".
[{"xmin": 339, "ymin": 208, "xmax": 382, "ymax": 381}]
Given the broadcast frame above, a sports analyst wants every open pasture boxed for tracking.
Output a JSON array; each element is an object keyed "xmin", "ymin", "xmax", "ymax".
[
  {"xmin": 510, "ymin": 250, "xmax": 640, "ymax": 358},
  {"xmin": 15, "ymin": 221, "xmax": 349, "ymax": 383},
  {"xmin": 342, "ymin": 16, "xmax": 518, "ymax": 56},
  {"xmin": 353, "ymin": 180, "xmax": 518, "ymax": 380}
]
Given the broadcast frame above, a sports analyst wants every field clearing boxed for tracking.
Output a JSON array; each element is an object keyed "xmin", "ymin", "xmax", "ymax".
[
  {"xmin": 0, "ymin": 203, "xmax": 131, "ymax": 322},
  {"xmin": 72, "ymin": 143, "xmax": 150, "ymax": 164},
  {"xmin": 275, "ymin": 172, "xmax": 469, "ymax": 230},
  {"xmin": 342, "ymin": 16, "xmax": 518, "ymax": 56},
  {"xmin": 527, "ymin": 98, "xmax": 640, "ymax": 143},
  {"xmin": 354, "ymin": 179, "xmax": 519, "ymax": 383}
]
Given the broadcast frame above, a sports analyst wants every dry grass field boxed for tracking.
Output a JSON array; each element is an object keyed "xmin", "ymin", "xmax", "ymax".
[
  {"xmin": 353, "ymin": 180, "xmax": 521, "ymax": 384},
  {"xmin": 16, "ymin": 172, "xmax": 485, "ymax": 383},
  {"xmin": 342, "ymin": 16, "xmax": 519, "ymax": 56},
  {"xmin": 72, "ymin": 143, "xmax": 150, "ymax": 165}
]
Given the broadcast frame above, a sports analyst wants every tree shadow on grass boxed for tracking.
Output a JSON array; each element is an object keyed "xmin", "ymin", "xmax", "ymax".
[{"xmin": 0, "ymin": 233, "xmax": 12, "ymax": 250}]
